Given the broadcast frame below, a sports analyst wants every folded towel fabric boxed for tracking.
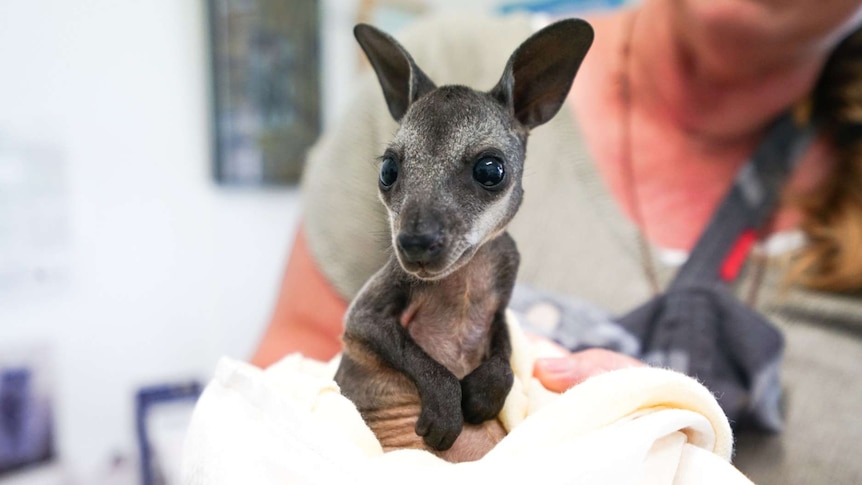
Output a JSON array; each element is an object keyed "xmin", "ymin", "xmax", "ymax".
[{"xmin": 181, "ymin": 315, "xmax": 752, "ymax": 485}]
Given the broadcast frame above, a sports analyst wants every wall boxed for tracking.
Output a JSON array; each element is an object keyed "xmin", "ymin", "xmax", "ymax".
[
  {"xmin": 0, "ymin": 0, "xmax": 300, "ymax": 479},
  {"xmin": 0, "ymin": 0, "xmax": 601, "ymax": 480}
]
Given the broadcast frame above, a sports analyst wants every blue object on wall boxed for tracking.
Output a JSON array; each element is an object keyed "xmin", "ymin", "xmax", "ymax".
[
  {"xmin": 498, "ymin": 0, "xmax": 626, "ymax": 15},
  {"xmin": 136, "ymin": 382, "xmax": 203, "ymax": 485},
  {"xmin": 0, "ymin": 368, "xmax": 54, "ymax": 475}
]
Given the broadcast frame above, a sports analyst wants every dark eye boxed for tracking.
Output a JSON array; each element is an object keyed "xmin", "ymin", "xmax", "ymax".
[
  {"xmin": 379, "ymin": 157, "xmax": 398, "ymax": 188},
  {"xmin": 473, "ymin": 157, "xmax": 505, "ymax": 188}
]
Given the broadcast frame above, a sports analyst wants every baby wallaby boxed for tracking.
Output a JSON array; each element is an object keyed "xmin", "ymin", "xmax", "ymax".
[{"xmin": 334, "ymin": 19, "xmax": 593, "ymax": 462}]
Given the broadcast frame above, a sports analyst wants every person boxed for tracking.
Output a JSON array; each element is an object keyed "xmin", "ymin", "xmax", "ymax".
[{"xmin": 252, "ymin": 1, "xmax": 862, "ymax": 483}]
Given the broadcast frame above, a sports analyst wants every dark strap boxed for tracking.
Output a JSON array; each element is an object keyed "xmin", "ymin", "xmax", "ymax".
[
  {"xmin": 612, "ymin": 111, "xmax": 816, "ymax": 431},
  {"xmin": 670, "ymin": 113, "xmax": 816, "ymax": 290}
]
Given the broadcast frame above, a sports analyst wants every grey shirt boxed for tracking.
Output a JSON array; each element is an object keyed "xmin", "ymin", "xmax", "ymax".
[{"xmin": 301, "ymin": 13, "xmax": 862, "ymax": 484}]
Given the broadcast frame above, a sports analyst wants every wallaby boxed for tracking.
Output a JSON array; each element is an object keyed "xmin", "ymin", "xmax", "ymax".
[{"xmin": 333, "ymin": 19, "xmax": 594, "ymax": 463}]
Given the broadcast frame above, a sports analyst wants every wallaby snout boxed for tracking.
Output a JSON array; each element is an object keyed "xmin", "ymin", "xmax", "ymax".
[
  {"xmin": 397, "ymin": 230, "xmax": 444, "ymax": 264},
  {"xmin": 392, "ymin": 206, "xmax": 464, "ymax": 278}
]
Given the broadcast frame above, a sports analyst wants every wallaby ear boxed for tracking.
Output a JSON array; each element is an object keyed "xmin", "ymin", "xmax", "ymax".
[
  {"xmin": 354, "ymin": 24, "xmax": 437, "ymax": 121},
  {"xmin": 491, "ymin": 19, "xmax": 594, "ymax": 130}
]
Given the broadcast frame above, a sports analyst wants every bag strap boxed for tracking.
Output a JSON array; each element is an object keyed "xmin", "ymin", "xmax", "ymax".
[{"xmin": 669, "ymin": 112, "xmax": 816, "ymax": 290}]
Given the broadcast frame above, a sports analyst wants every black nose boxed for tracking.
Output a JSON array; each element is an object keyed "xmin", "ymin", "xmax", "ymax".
[{"xmin": 397, "ymin": 232, "xmax": 444, "ymax": 264}]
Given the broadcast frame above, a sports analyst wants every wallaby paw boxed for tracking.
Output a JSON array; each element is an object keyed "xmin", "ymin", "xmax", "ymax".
[
  {"xmin": 461, "ymin": 358, "xmax": 514, "ymax": 424},
  {"xmin": 415, "ymin": 382, "xmax": 463, "ymax": 451},
  {"xmin": 415, "ymin": 400, "xmax": 463, "ymax": 451}
]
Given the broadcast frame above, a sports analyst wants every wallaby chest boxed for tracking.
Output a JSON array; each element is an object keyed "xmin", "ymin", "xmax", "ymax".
[{"xmin": 401, "ymin": 242, "xmax": 503, "ymax": 379}]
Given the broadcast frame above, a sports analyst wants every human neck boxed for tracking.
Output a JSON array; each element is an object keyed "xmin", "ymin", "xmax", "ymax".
[
  {"xmin": 571, "ymin": 2, "xmax": 856, "ymax": 250},
  {"xmin": 628, "ymin": 0, "xmax": 836, "ymax": 147}
]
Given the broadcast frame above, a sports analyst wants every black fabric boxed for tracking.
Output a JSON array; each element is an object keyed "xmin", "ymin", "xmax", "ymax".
[
  {"xmin": 617, "ymin": 284, "xmax": 785, "ymax": 430},
  {"xmin": 615, "ymin": 113, "xmax": 815, "ymax": 431}
]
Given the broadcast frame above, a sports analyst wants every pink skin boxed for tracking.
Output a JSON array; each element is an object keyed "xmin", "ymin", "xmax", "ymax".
[
  {"xmin": 533, "ymin": 0, "xmax": 862, "ymax": 391},
  {"xmin": 571, "ymin": 0, "xmax": 862, "ymax": 251},
  {"xmin": 531, "ymin": 337, "xmax": 643, "ymax": 392}
]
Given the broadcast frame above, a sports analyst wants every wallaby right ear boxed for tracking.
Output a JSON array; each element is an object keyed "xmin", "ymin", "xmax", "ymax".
[
  {"xmin": 491, "ymin": 19, "xmax": 594, "ymax": 130},
  {"xmin": 354, "ymin": 24, "xmax": 437, "ymax": 121}
]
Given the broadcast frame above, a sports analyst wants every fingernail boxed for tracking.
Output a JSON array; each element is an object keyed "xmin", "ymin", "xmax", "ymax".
[{"xmin": 536, "ymin": 358, "xmax": 575, "ymax": 374}]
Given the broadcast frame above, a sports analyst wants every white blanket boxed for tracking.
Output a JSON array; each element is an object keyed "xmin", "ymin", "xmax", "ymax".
[{"xmin": 182, "ymin": 318, "xmax": 753, "ymax": 485}]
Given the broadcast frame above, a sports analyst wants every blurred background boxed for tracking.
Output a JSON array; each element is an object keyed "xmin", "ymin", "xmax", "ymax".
[{"xmin": 0, "ymin": 0, "xmax": 623, "ymax": 483}]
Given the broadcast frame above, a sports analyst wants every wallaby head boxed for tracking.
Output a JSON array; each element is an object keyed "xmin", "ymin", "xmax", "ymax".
[{"xmin": 355, "ymin": 20, "xmax": 593, "ymax": 280}]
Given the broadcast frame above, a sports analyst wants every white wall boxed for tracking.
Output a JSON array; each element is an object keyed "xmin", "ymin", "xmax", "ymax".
[
  {"xmin": 0, "ymin": 0, "xmax": 603, "ymax": 480},
  {"xmin": 0, "ymin": 0, "xmax": 301, "ymax": 479}
]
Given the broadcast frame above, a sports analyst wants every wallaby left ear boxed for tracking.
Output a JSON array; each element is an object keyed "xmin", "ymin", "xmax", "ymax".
[
  {"xmin": 491, "ymin": 19, "xmax": 594, "ymax": 130},
  {"xmin": 354, "ymin": 23, "xmax": 437, "ymax": 121}
]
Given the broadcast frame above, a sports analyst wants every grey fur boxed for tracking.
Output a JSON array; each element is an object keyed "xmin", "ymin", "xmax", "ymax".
[{"xmin": 334, "ymin": 19, "xmax": 594, "ymax": 462}]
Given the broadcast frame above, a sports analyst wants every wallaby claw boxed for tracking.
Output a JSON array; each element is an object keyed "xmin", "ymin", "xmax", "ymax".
[{"xmin": 416, "ymin": 398, "xmax": 463, "ymax": 451}]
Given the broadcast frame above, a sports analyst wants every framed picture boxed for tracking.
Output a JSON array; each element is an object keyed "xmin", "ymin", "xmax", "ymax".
[
  {"xmin": 208, "ymin": 0, "xmax": 320, "ymax": 185},
  {"xmin": 135, "ymin": 381, "xmax": 202, "ymax": 485},
  {"xmin": 0, "ymin": 346, "xmax": 55, "ymax": 476}
]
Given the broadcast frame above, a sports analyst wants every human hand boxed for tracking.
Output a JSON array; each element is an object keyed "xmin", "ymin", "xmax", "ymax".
[{"xmin": 533, "ymin": 347, "xmax": 643, "ymax": 393}]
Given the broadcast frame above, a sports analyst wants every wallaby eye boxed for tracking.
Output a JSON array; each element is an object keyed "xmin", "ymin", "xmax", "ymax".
[
  {"xmin": 473, "ymin": 157, "xmax": 505, "ymax": 188},
  {"xmin": 379, "ymin": 157, "xmax": 398, "ymax": 188}
]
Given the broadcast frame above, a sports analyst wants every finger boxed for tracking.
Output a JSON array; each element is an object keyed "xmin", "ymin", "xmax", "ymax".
[
  {"xmin": 534, "ymin": 350, "xmax": 643, "ymax": 392},
  {"xmin": 583, "ymin": 349, "xmax": 643, "ymax": 369},
  {"xmin": 533, "ymin": 356, "xmax": 591, "ymax": 392}
]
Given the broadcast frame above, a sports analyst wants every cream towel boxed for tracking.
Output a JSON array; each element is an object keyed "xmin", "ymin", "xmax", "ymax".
[{"xmin": 181, "ymin": 316, "xmax": 752, "ymax": 485}]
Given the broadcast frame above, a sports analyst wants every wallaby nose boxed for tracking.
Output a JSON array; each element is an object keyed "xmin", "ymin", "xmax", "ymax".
[{"xmin": 397, "ymin": 232, "xmax": 444, "ymax": 264}]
